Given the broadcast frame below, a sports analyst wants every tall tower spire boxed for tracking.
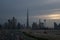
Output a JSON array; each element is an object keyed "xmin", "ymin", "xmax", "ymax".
[{"xmin": 27, "ymin": 8, "xmax": 29, "ymax": 28}]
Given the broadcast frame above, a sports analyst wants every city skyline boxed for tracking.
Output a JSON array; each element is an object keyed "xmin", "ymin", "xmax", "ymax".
[{"xmin": 1, "ymin": 0, "xmax": 60, "ymax": 28}]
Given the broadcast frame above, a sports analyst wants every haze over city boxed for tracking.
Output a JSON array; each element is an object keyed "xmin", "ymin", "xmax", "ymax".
[
  {"xmin": 1, "ymin": 0, "xmax": 60, "ymax": 28},
  {"xmin": 1, "ymin": 0, "xmax": 60, "ymax": 40}
]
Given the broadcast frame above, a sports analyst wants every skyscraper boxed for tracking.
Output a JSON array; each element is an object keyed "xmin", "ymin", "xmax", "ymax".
[
  {"xmin": 44, "ymin": 19, "xmax": 46, "ymax": 27},
  {"xmin": 26, "ymin": 8, "xmax": 29, "ymax": 28},
  {"xmin": 39, "ymin": 19, "xmax": 45, "ymax": 29}
]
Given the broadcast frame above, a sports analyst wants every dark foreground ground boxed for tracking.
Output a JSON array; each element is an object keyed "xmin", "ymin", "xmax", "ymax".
[
  {"xmin": 0, "ymin": 29, "xmax": 40, "ymax": 40},
  {"xmin": 0, "ymin": 29, "xmax": 60, "ymax": 40},
  {"xmin": 0, "ymin": 30, "xmax": 46, "ymax": 40}
]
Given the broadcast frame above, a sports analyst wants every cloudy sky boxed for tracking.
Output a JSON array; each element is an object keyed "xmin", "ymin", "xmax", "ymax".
[{"xmin": 0, "ymin": 0, "xmax": 60, "ymax": 28}]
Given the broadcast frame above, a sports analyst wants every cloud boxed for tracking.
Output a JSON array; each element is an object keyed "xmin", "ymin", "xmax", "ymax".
[{"xmin": 32, "ymin": 11, "xmax": 60, "ymax": 19}]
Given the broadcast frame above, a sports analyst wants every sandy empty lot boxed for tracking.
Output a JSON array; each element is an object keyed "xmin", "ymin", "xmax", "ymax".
[{"xmin": 22, "ymin": 29, "xmax": 60, "ymax": 40}]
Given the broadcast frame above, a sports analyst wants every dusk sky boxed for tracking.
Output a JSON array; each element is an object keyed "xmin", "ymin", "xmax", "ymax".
[{"xmin": 0, "ymin": 0, "xmax": 60, "ymax": 28}]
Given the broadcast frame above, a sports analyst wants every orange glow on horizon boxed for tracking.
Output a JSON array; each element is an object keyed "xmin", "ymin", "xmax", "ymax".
[
  {"xmin": 47, "ymin": 14, "xmax": 60, "ymax": 19},
  {"xmin": 37, "ymin": 14, "xmax": 60, "ymax": 19}
]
